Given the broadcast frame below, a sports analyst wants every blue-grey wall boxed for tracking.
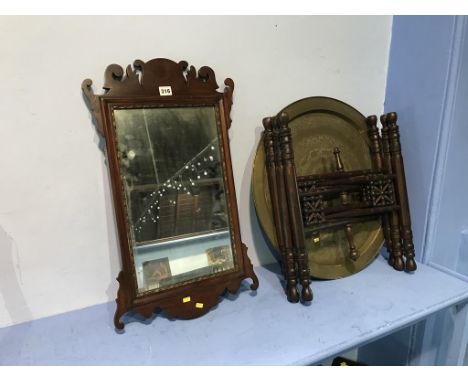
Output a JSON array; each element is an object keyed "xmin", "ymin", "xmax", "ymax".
[
  {"xmin": 383, "ymin": 16, "xmax": 459, "ymax": 263},
  {"xmin": 429, "ymin": 18, "xmax": 468, "ymax": 274},
  {"xmin": 360, "ymin": 15, "xmax": 468, "ymax": 365}
]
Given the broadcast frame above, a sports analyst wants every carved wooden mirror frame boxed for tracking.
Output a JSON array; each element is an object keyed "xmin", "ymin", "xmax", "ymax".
[{"xmin": 82, "ymin": 58, "xmax": 258, "ymax": 329}]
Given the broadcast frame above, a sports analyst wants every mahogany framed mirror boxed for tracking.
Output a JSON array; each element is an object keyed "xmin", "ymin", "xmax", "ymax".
[{"xmin": 82, "ymin": 58, "xmax": 258, "ymax": 329}]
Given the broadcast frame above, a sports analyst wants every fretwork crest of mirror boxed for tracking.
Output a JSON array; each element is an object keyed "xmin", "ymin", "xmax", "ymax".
[
  {"xmin": 82, "ymin": 58, "xmax": 235, "ymax": 136},
  {"xmin": 82, "ymin": 58, "xmax": 257, "ymax": 330}
]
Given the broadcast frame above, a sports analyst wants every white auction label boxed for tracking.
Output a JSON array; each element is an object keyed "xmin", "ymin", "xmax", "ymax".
[{"xmin": 158, "ymin": 86, "xmax": 172, "ymax": 96}]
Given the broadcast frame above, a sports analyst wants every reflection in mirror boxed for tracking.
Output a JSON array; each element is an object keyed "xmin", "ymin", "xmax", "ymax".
[{"xmin": 113, "ymin": 106, "xmax": 235, "ymax": 294}]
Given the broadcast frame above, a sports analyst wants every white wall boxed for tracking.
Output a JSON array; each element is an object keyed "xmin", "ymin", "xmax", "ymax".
[{"xmin": 0, "ymin": 16, "xmax": 392, "ymax": 327}]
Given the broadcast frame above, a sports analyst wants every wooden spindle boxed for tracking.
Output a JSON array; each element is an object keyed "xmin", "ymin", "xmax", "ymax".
[
  {"xmin": 368, "ymin": 114, "xmax": 393, "ymax": 266},
  {"xmin": 272, "ymin": 116, "xmax": 300, "ymax": 302},
  {"xmin": 381, "ymin": 114, "xmax": 404, "ymax": 271},
  {"xmin": 366, "ymin": 115, "xmax": 383, "ymax": 171},
  {"xmin": 387, "ymin": 112, "xmax": 417, "ymax": 272},
  {"xmin": 263, "ymin": 117, "xmax": 287, "ymax": 277},
  {"xmin": 278, "ymin": 112, "xmax": 313, "ymax": 302}
]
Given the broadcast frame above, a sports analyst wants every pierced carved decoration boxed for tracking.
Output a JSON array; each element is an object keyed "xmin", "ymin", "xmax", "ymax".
[
  {"xmin": 83, "ymin": 58, "xmax": 256, "ymax": 329},
  {"xmin": 262, "ymin": 109, "xmax": 417, "ymax": 304},
  {"xmin": 368, "ymin": 178, "xmax": 395, "ymax": 207},
  {"xmin": 298, "ymin": 180, "xmax": 318, "ymax": 195},
  {"xmin": 302, "ymin": 196, "xmax": 325, "ymax": 226},
  {"xmin": 81, "ymin": 58, "xmax": 235, "ymax": 136}
]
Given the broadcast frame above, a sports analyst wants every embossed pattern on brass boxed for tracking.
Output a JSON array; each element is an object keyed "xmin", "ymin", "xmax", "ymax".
[{"xmin": 252, "ymin": 97, "xmax": 384, "ymax": 279}]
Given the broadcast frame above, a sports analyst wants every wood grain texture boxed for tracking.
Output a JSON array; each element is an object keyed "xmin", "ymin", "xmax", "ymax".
[
  {"xmin": 261, "ymin": 106, "xmax": 417, "ymax": 303},
  {"xmin": 387, "ymin": 112, "xmax": 417, "ymax": 272},
  {"xmin": 83, "ymin": 58, "xmax": 258, "ymax": 329}
]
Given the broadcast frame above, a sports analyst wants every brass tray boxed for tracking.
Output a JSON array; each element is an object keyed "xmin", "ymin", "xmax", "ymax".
[{"xmin": 252, "ymin": 97, "xmax": 384, "ymax": 279}]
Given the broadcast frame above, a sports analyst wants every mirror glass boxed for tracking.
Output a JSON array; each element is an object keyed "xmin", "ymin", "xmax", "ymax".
[{"xmin": 113, "ymin": 106, "xmax": 235, "ymax": 294}]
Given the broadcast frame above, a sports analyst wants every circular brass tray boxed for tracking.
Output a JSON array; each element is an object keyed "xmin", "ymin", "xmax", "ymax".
[{"xmin": 252, "ymin": 97, "xmax": 384, "ymax": 279}]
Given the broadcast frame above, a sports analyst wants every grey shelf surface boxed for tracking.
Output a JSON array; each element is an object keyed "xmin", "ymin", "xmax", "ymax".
[{"xmin": 1, "ymin": 256, "xmax": 468, "ymax": 365}]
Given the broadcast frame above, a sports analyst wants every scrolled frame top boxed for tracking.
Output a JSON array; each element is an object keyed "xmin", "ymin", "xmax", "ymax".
[{"xmin": 81, "ymin": 58, "xmax": 235, "ymax": 135}]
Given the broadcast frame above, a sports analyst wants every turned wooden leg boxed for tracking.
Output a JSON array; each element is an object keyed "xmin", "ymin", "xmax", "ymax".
[
  {"xmin": 367, "ymin": 115, "xmax": 393, "ymax": 263},
  {"xmin": 401, "ymin": 228, "xmax": 417, "ymax": 271},
  {"xmin": 389, "ymin": 212, "xmax": 405, "ymax": 271},
  {"xmin": 380, "ymin": 114, "xmax": 401, "ymax": 269},
  {"xmin": 272, "ymin": 117, "xmax": 300, "ymax": 302},
  {"xmin": 366, "ymin": 115, "xmax": 384, "ymax": 171},
  {"xmin": 387, "ymin": 112, "xmax": 417, "ymax": 272},
  {"xmin": 277, "ymin": 112, "xmax": 312, "ymax": 302},
  {"xmin": 263, "ymin": 117, "xmax": 287, "ymax": 281}
]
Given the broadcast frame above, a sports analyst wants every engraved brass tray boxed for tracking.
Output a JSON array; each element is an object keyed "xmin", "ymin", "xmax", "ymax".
[{"xmin": 252, "ymin": 97, "xmax": 384, "ymax": 279}]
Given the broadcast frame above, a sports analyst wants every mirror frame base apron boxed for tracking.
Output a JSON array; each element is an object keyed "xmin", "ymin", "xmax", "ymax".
[{"xmin": 82, "ymin": 58, "xmax": 258, "ymax": 330}]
